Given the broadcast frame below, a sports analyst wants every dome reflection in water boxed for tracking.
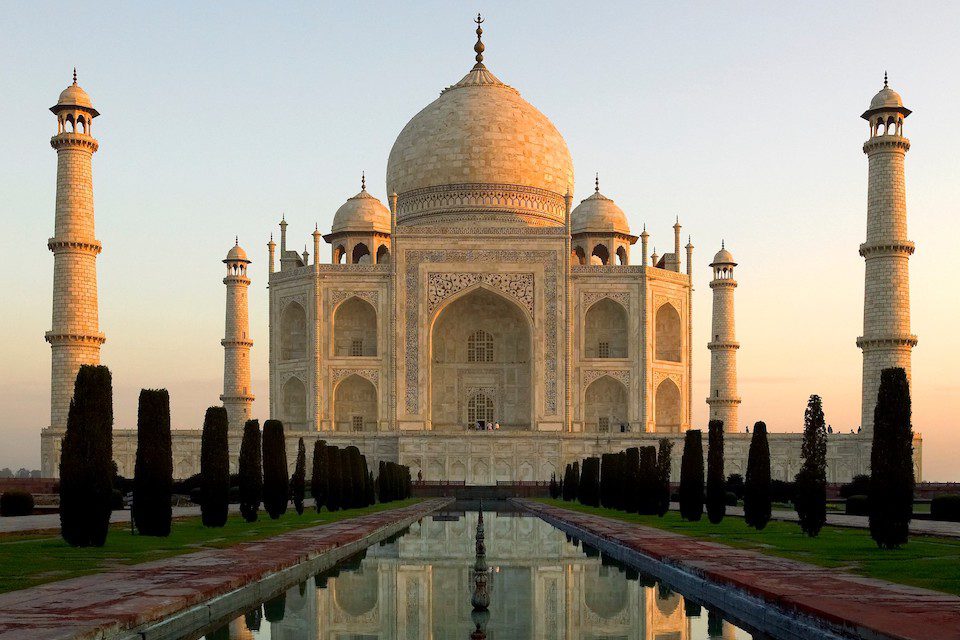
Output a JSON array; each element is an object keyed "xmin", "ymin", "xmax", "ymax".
[{"xmin": 200, "ymin": 507, "xmax": 754, "ymax": 640}]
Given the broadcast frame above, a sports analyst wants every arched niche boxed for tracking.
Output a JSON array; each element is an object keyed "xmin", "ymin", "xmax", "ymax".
[
  {"xmin": 280, "ymin": 302, "xmax": 307, "ymax": 361},
  {"xmin": 584, "ymin": 566, "xmax": 628, "ymax": 619},
  {"xmin": 430, "ymin": 286, "xmax": 531, "ymax": 430},
  {"xmin": 283, "ymin": 377, "xmax": 307, "ymax": 425},
  {"xmin": 616, "ymin": 245, "xmax": 628, "ymax": 265},
  {"xmin": 654, "ymin": 378, "xmax": 681, "ymax": 433},
  {"xmin": 334, "ymin": 297, "xmax": 377, "ymax": 357},
  {"xmin": 334, "ymin": 374, "xmax": 377, "ymax": 432},
  {"xmin": 590, "ymin": 244, "xmax": 609, "ymax": 265},
  {"xmin": 333, "ymin": 245, "xmax": 346, "ymax": 264},
  {"xmin": 332, "ymin": 568, "xmax": 378, "ymax": 617},
  {"xmin": 352, "ymin": 243, "xmax": 371, "ymax": 264},
  {"xmin": 572, "ymin": 245, "xmax": 586, "ymax": 265},
  {"xmin": 376, "ymin": 244, "xmax": 390, "ymax": 264},
  {"xmin": 584, "ymin": 298, "xmax": 628, "ymax": 358},
  {"xmin": 583, "ymin": 375, "xmax": 628, "ymax": 433},
  {"xmin": 655, "ymin": 303, "xmax": 682, "ymax": 362}
]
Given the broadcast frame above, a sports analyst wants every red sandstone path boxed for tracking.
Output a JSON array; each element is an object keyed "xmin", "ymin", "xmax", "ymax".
[
  {"xmin": 0, "ymin": 499, "xmax": 449, "ymax": 640},
  {"xmin": 520, "ymin": 500, "xmax": 960, "ymax": 640}
]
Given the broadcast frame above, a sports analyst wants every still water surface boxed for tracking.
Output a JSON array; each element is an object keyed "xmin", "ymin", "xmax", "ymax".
[{"xmin": 197, "ymin": 508, "xmax": 757, "ymax": 639}]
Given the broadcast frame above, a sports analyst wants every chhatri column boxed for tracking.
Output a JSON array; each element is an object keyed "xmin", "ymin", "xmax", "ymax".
[
  {"xmin": 46, "ymin": 70, "xmax": 105, "ymax": 429},
  {"xmin": 221, "ymin": 239, "xmax": 254, "ymax": 431},
  {"xmin": 857, "ymin": 74, "xmax": 916, "ymax": 435},
  {"xmin": 706, "ymin": 243, "xmax": 740, "ymax": 433}
]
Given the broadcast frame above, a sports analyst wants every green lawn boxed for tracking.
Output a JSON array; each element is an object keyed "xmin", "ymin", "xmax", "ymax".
[
  {"xmin": 537, "ymin": 498, "xmax": 960, "ymax": 596},
  {"xmin": 0, "ymin": 499, "xmax": 420, "ymax": 594}
]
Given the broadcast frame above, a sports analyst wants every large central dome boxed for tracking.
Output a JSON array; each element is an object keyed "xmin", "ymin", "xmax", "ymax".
[{"xmin": 386, "ymin": 61, "xmax": 574, "ymax": 227}]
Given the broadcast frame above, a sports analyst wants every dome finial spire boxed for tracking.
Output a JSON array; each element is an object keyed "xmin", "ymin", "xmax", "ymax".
[
  {"xmin": 72, "ymin": 67, "xmax": 77, "ymax": 85},
  {"xmin": 234, "ymin": 235, "xmax": 238, "ymax": 246},
  {"xmin": 473, "ymin": 13, "xmax": 486, "ymax": 68},
  {"xmin": 361, "ymin": 171, "xmax": 366, "ymax": 191},
  {"xmin": 884, "ymin": 70, "xmax": 888, "ymax": 88},
  {"xmin": 594, "ymin": 172, "xmax": 599, "ymax": 192}
]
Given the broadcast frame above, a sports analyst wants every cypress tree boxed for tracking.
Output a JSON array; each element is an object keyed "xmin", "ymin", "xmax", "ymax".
[
  {"xmin": 570, "ymin": 461, "xmax": 580, "ymax": 501},
  {"xmin": 291, "ymin": 438, "xmax": 306, "ymax": 515},
  {"xmin": 679, "ymin": 429, "xmax": 704, "ymax": 521},
  {"xmin": 561, "ymin": 464, "xmax": 574, "ymax": 501},
  {"xmin": 238, "ymin": 419, "xmax": 263, "ymax": 522},
  {"xmin": 311, "ymin": 440, "xmax": 327, "ymax": 512},
  {"xmin": 637, "ymin": 446, "xmax": 659, "ymax": 515},
  {"xmin": 262, "ymin": 419, "xmax": 289, "ymax": 519},
  {"xmin": 744, "ymin": 421, "xmax": 772, "ymax": 530},
  {"xmin": 366, "ymin": 469, "xmax": 376, "ymax": 505},
  {"xmin": 579, "ymin": 457, "xmax": 601, "ymax": 507},
  {"xmin": 549, "ymin": 473, "xmax": 558, "ymax": 498},
  {"xmin": 706, "ymin": 420, "xmax": 726, "ymax": 524},
  {"xmin": 340, "ymin": 447, "xmax": 357, "ymax": 508},
  {"xmin": 60, "ymin": 365, "xmax": 114, "ymax": 547},
  {"xmin": 869, "ymin": 367, "xmax": 914, "ymax": 548},
  {"xmin": 376, "ymin": 459, "xmax": 386, "ymax": 503},
  {"xmin": 656, "ymin": 439, "xmax": 673, "ymax": 517},
  {"xmin": 346, "ymin": 447, "xmax": 366, "ymax": 508},
  {"xmin": 795, "ymin": 395, "xmax": 827, "ymax": 537},
  {"xmin": 200, "ymin": 406, "xmax": 230, "ymax": 527},
  {"xmin": 326, "ymin": 446, "xmax": 342, "ymax": 511},
  {"xmin": 600, "ymin": 453, "xmax": 617, "ymax": 509},
  {"xmin": 624, "ymin": 448, "xmax": 640, "ymax": 513},
  {"xmin": 133, "ymin": 389, "xmax": 172, "ymax": 536}
]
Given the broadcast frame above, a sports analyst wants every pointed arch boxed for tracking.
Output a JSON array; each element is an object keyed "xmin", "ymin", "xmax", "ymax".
[
  {"xmin": 590, "ymin": 244, "xmax": 609, "ymax": 265},
  {"xmin": 655, "ymin": 302, "xmax": 682, "ymax": 362},
  {"xmin": 333, "ymin": 296, "xmax": 377, "ymax": 356},
  {"xmin": 430, "ymin": 285, "xmax": 532, "ymax": 430},
  {"xmin": 333, "ymin": 245, "xmax": 346, "ymax": 264},
  {"xmin": 572, "ymin": 245, "xmax": 586, "ymax": 265},
  {"xmin": 334, "ymin": 374, "xmax": 377, "ymax": 432},
  {"xmin": 654, "ymin": 378, "xmax": 681, "ymax": 433},
  {"xmin": 583, "ymin": 375, "xmax": 628, "ymax": 433},
  {"xmin": 282, "ymin": 376, "xmax": 307, "ymax": 424},
  {"xmin": 280, "ymin": 302, "xmax": 307, "ymax": 361},
  {"xmin": 584, "ymin": 298, "xmax": 628, "ymax": 358},
  {"xmin": 351, "ymin": 243, "xmax": 370, "ymax": 264},
  {"xmin": 376, "ymin": 244, "xmax": 390, "ymax": 264}
]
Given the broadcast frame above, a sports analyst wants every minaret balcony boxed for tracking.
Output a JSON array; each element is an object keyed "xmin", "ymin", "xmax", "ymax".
[
  {"xmin": 863, "ymin": 136, "xmax": 910, "ymax": 154},
  {"xmin": 45, "ymin": 330, "xmax": 106, "ymax": 346},
  {"xmin": 707, "ymin": 340, "xmax": 740, "ymax": 350},
  {"xmin": 859, "ymin": 240, "xmax": 915, "ymax": 258},
  {"xmin": 47, "ymin": 237, "xmax": 102, "ymax": 254},
  {"xmin": 221, "ymin": 338, "xmax": 254, "ymax": 348},
  {"xmin": 50, "ymin": 133, "xmax": 98, "ymax": 152},
  {"xmin": 856, "ymin": 335, "xmax": 918, "ymax": 349}
]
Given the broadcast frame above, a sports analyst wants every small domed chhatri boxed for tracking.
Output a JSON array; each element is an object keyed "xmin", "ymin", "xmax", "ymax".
[
  {"xmin": 225, "ymin": 239, "xmax": 249, "ymax": 263},
  {"xmin": 571, "ymin": 178, "xmax": 631, "ymax": 235},
  {"xmin": 710, "ymin": 242, "xmax": 735, "ymax": 267},
  {"xmin": 331, "ymin": 174, "xmax": 391, "ymax": 234},
  {"xmin": 51, "ymin": 69, "xmax": 99, "ymax": 117}
]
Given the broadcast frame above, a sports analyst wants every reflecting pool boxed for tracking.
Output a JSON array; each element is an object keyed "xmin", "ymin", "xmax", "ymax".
[{"xmin": 197, "ymin": 506, "xmax": 757, "ymax": 639}]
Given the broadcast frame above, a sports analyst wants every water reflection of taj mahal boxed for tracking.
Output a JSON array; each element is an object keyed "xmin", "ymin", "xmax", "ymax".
[{"xmin": 222, "ymin": 512, "xmax": 740, "ymax": 639}]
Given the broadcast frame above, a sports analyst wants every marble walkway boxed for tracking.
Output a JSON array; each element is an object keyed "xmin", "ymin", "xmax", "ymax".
[
  {"xmin": 521, "ymin": 500, "xmax": 960, "ymax": 640},
  {"xmin": 0, "ymin": 499, "xmax": 449, "ymax": 640}
]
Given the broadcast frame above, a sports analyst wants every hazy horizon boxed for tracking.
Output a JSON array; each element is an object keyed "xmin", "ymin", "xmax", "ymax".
[{"xmin": 1, "ymin": 1, "xmax": 957, "ymax": 480}]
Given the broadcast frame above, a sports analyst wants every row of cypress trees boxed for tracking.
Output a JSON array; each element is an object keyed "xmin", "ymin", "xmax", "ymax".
[
  {"xmin": 58, "ymin": 365, "xmax": 401, "ymax": 546},
  {"xmin": 377, "ymin": 461, "xmax": 412, "ymax": 503},
  {"xmin": 309, "ymin": 441, "xmax": 379, "ymax": 512},
  {"xmin": 557, "ymin": 440, "xmax": 673, "ymax": 517}
]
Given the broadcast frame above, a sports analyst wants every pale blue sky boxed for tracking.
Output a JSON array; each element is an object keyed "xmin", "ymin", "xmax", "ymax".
[{"xmin": 1, "ymin": 1, "xmax": 958, "ymax": 478}]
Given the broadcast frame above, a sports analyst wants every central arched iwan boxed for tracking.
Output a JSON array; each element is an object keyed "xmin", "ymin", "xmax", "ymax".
[
  {"xmin": 655, "ymin": 303, "xmax": 682, "ymax": 362},
  {"xmin": 430, "ymin": 287, "xmax": 531, "ymax": 430}
]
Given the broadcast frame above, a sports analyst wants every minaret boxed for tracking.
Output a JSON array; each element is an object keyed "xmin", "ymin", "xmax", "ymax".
[
  {"xmin": 221, "ymin": 239, "xmax": 254, "ymax": 431},
  {"xmin": 707, "ymin": 243, "xmax": 740, "ymax": 433},
  {"xmin": 857, "ymin": 74, "xmax": 916, "ymax": 434},
  {"xmin": 673, "ymin": 217, "xmax": 682, "ymax": 272},
  {"xmin": 640, "ymin": 225, "xmax": 649, "ymax": 266},
  {"xmin": 46, "ymin": 71, "xmax": 105, "ymax": 429}
]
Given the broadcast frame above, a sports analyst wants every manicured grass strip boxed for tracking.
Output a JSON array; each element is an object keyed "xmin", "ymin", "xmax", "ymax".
[
  {"xmin": 537, "ymin": 498, "xmax": 960, "ymax": 596},
  {"xmin": 1, "ymin": 499, "xmax": 421, "ymax": 594}
]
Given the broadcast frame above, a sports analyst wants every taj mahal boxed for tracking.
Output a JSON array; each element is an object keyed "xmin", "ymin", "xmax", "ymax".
[{"xmin": 39, "ymin": 20, "xmax": 921, "ymax": 483}]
